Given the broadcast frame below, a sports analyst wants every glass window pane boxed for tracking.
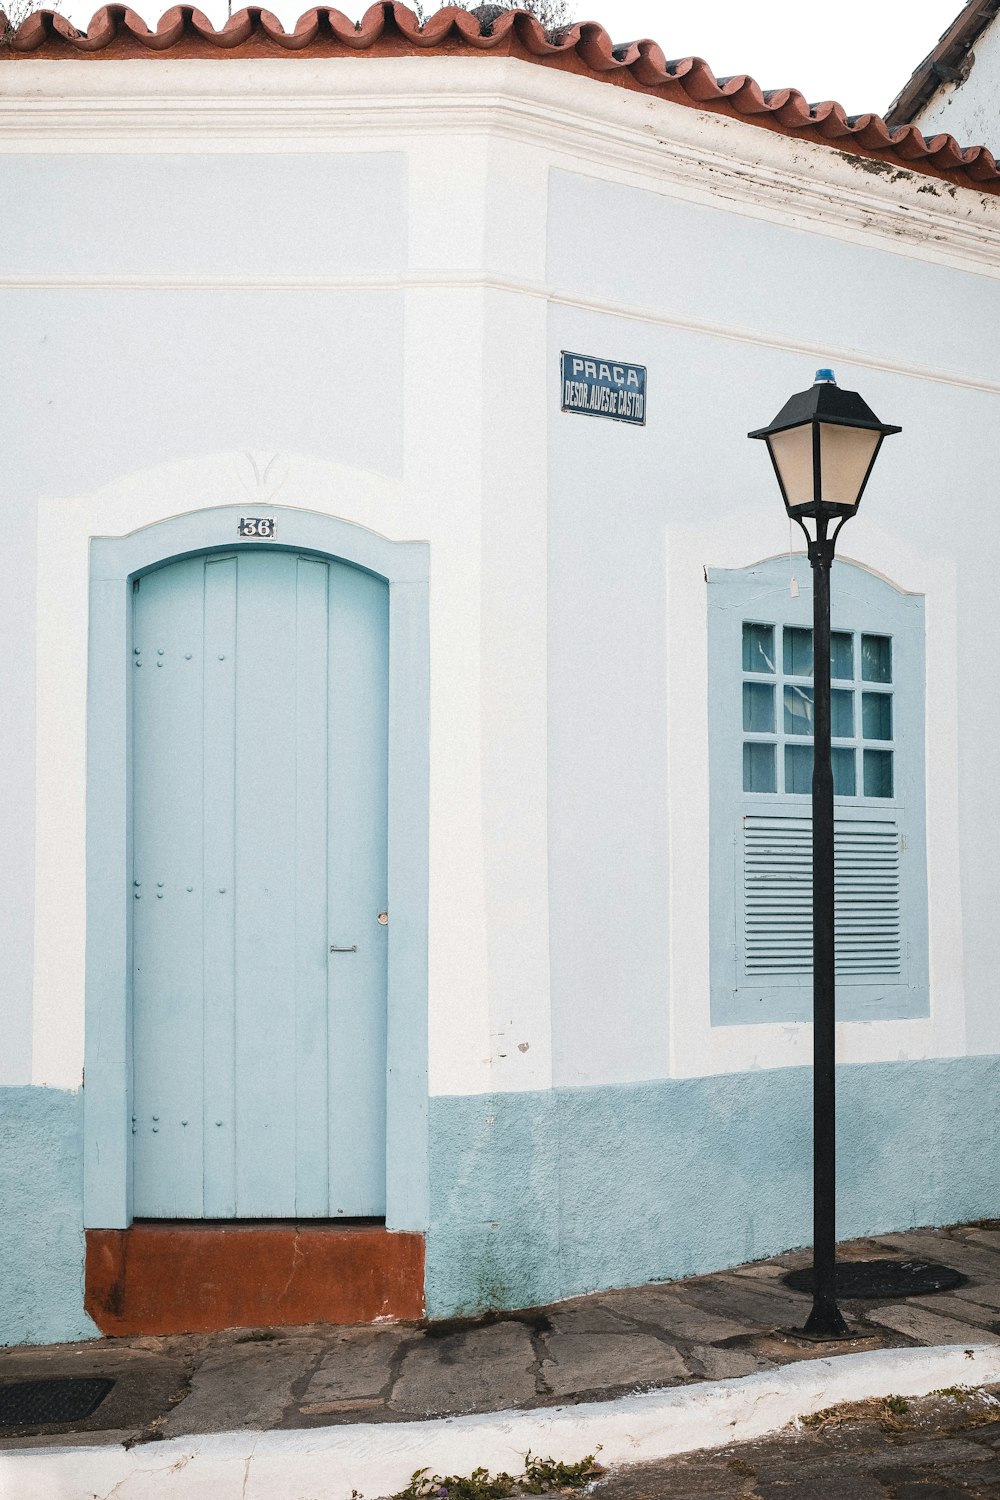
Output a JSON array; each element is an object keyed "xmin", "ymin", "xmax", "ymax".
[
  {"xmin": 863, "ymin": 749, "xmax": 894, "ymax": 798},
  {"xmin": 784, "ymin": 684, "xmax": 814, "ymax": 736},
  {"xmin": 784, "ymin": 743, "xmax": 813, "ymax": 794},
  {"xmin": 831, "ymin": 689, "xmax": 854, "ymax": 738},
  {"xmin": 743, "ymin": 681, "xmax": 775, "ymax": 733},
  {"xmin": 862, "ymin": 634, "xmax": 892, "ymax": 682},
  {"xmin": 833, "ymin": 747, "xmax": 856, "ymax": 796},
  {"xmin": 830, "ymin": 632, "xmax": 853, "ymax": 681},
  {"xmin": 783, "ymin": 626, "xmax": 813, "ymax": 677},
  {"xmin": 862, "ymin": 692, "xmax": 892, "ymax": 741},
  {"xmin": 743, "ymin": 622, "xmax": 775, "ymax": 674},
  {"xmin": 743, "ymin": 741, "xmax": 776, "ymax": 793}
]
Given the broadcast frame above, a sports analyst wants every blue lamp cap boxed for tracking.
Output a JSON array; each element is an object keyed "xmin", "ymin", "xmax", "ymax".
[{"xmin": 814, "ymin": 368, "xmax": 837, "ymax": 383}]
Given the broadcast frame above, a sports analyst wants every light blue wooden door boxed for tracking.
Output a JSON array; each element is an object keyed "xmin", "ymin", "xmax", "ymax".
[{"xmin": 131, "ymin": 549, "xmax": 388, "ymax": 1218}]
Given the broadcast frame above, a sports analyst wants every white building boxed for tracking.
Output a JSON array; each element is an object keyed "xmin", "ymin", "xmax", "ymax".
[
  {"xmin": 887, "ymin": 0, "xmax": 1000, "ymax": 156},
  {"xmin": 2, "ymin": 2, "xmax": 1000, "ymax": 1345}
]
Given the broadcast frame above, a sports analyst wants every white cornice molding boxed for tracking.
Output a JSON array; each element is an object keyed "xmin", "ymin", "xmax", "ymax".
[
  {"xmin": 2, "ymin": 267, "xmax": 994, "ymax": 395},
  {"xmin": 2, "ymin": 56, "xmax": 999, "ymax": 278}
]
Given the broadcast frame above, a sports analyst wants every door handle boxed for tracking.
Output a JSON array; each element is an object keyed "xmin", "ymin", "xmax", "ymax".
[{"xmin": 329, "ymin": 944, "xmax": 357, "ymax": 953}]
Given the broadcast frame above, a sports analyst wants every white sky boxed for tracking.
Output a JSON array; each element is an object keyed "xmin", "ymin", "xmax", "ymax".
[
  {"xmin": 574, "ymin": 0, "xmax": 960, "ymax": 115},
  {"xmin": 58, "ymin": 0, "xmax": 964, "ymax": 119}
]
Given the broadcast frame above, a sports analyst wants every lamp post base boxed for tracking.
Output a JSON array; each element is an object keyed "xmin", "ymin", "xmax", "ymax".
[{"xmin": 803, "ymin": 1297, "xmax": 850, "ymax": 1339}]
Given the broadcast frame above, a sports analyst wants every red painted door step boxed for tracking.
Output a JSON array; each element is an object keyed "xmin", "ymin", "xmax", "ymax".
[{"xmin": 85, "ymin": 1222, "xmax": 425, "ymax": 1335}]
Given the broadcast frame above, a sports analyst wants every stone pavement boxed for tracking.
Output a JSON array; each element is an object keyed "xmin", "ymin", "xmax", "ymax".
[
  {"xmin": 601, "ymin": 1384, "xmax": 1000, "ymax": 1499},
  {"xmin": 3, "ymin": 1222, "xmax": 1000, "ymax": 1451}
]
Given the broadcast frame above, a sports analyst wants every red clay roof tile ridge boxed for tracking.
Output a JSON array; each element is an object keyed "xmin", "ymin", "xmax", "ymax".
[{"xmin": 2, "ymin": 3, "xmax": 998, "ymax": 193}]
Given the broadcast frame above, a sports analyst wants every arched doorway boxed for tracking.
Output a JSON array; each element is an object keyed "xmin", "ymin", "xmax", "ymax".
[
  {"xmin": 83, "ymin": 505, "xmax": 429, "ymax": 1332},
  {"xmin": 130, "ymin": 547, "xmax": 388, "ymax": 1219}
]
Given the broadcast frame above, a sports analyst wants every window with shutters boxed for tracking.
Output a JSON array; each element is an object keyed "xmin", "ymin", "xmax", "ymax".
[{"xmin": 707, "ymin": 555, "xmax": 928, "ymax": 1026}]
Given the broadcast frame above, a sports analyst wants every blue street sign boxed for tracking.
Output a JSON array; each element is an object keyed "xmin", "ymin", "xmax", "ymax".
[{"xmin": 560, "ymin": 351, "xmax": 646, "ymax": 426}]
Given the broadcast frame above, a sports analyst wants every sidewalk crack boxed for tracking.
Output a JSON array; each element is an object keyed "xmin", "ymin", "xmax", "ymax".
[
  {"xmin": 241, "ymin": 1430, "xmax": 263, "ymax": 1500},
  {"xmin": 529, "ymin": 1326, "xmax": 553, "ymax": 1397},
  {"xmin": 94, "ymin": 1451, "xmax": 194, "ymax": 1500}
]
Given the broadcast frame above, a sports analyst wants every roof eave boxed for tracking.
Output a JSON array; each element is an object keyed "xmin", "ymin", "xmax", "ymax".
[{"xmin": 884, "ymin": 0, "xmax": 1000, "ymax": 127}]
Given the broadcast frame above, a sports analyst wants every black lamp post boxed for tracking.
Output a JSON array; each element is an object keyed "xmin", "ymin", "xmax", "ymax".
[{"xmin": 749, "ymin": 370, "xmax": 901, "ymax": 1338}]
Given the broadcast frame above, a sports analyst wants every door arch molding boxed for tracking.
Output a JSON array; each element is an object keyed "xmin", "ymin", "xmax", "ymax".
[{"xmin": 84, "ymin": 505, "xmax": 429, "ymax": 1233}]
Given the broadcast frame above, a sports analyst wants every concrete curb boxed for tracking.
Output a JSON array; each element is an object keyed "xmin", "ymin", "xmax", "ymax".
[{"xmin": 4, "ymin": 1344, "xmax": 1000, "ymax": 1500}]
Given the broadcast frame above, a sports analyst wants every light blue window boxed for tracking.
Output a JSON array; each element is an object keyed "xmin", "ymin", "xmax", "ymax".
[
  {"xmin": 784, "ymin": 685, "xmax": 814, "ymax": 736},
  {"xmin": 832, "ymin": 747, "xmax": 856, "ymax": 797},
  {"xmin": 743, "ymin": 681, "xmax": 775, "ymax": 733},
  {"xmin": 783, "ymin": 627, "xmax": 813, "ymax": 677},
  {"xmin": 831, "ymin": 632, "xmax": 853, "ymax": 680},
  {"xmin": 784, "ymin": 743, "xmax": 813, "ymax": 793},
  {"xmin": 864, "ymin": 748, "xmax": 894, "ymax": 799},
  {"xmin": 862, "ymin": 633, "xmax": 892, "ymax": 682},
  {"xmin": 743, "ymin": 741, "xmax": 776, "ymax": 794},
  {"xmin": 831, "ymin": 690, "xmax": 854, "ymax": 737},
  {"xmin": 707, "ymin": 556, "xmax": 928, "ymax": 1026},
  {"xmin": 862, "ymin": 692, "xmax": 892, "ymax": 741},
  {"xmin": 743, "ymin": 622, "xmax": 775, "ymax": 674}
]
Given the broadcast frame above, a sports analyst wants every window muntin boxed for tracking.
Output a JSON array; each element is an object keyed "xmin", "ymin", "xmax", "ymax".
[{"xmin": 742, "ymin": 623, "xmax": 893, "ymax": 801}]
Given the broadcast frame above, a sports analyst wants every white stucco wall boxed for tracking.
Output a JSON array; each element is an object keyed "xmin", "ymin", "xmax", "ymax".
[
  {"xmin": 543, "ymin": 168, "xmax": 999, "ymax": 1085},
  {"xmin": 910, "ymin": 13, "xmax": 1000, "ymax": 156},
  {"xmin": 2, "ymin": 55, "xmax": 999, "ymax": 1107}
]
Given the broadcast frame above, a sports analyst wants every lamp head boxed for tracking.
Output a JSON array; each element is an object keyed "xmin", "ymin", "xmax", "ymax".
[{"xmin": 749, "ymin": 370, "xmax": 901, "ymax": 529}]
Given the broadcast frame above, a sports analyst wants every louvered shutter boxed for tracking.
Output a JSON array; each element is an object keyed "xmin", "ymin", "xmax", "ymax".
[{"xmin": 743, "ymin": 814, "xmax": 901, "ymax": 981}]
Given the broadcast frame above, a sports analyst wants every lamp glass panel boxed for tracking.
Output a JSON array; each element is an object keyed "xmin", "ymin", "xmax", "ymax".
[
  {"xmin": 818, "ymin": 423, "xmax": 881, "ymax": 508},
  {"xmin": 767, "ymin": 424, "xmax": 815, "ymax": 509}
]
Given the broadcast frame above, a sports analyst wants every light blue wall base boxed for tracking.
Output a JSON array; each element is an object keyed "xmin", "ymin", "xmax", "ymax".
[
  {"xmin": 0, "ymin": 1087, "xmax": 100, "ymax": 1346},
  {"xmin": 426, "ymin": 1057, "xmax": 1000, "ymax": 1318}
]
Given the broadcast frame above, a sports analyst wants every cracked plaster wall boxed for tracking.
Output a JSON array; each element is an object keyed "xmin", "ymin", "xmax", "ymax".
[{"xmin": 425, "ymin": 1056, "xmax": 1000, "ymax": 1317}]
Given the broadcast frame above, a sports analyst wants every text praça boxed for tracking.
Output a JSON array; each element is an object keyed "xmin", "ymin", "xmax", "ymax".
[{"xmin": 560, "ymin": 351, "xmax": 646, "ymax": 426}]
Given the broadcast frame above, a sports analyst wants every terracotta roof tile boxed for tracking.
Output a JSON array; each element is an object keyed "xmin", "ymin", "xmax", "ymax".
[{"xmin": 3, "ymin": 2, "xmax": 998, "ymax": 194}]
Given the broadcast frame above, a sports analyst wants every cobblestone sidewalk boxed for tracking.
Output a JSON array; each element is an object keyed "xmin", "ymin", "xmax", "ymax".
[{"xmin": 3, "ymin": 1222, "xmax": 1000, "ymax": 1449}]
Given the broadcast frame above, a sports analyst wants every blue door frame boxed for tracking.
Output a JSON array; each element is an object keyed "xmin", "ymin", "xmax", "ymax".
[{"xmin": 84, "ymin": 506, "xmax": 429, "ymax": 1234}]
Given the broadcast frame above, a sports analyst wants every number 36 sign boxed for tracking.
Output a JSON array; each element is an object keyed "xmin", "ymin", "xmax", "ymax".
[{"xmin": 238, "ymin": 516, "xmax": 276, "ymax": 538}]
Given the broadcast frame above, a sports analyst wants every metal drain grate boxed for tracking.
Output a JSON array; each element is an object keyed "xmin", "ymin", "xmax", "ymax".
[
  {"xmin": 784, "ymin": 1258, "xmax": 967, "ymax": 1300},
  {"xmin": 0, "ymin": 1377, "xmax": 115, "ymax": 1429}
]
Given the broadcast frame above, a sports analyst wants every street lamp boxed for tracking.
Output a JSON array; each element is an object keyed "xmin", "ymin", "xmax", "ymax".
[{"xmin": 749, "ymin": 370, "xmax": 900, "ymax": 1337}]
